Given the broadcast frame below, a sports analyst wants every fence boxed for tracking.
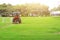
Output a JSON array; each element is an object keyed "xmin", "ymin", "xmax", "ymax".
[{"xmin": 0, "ymin": 17, "xmax": 13, "ymax": 23}]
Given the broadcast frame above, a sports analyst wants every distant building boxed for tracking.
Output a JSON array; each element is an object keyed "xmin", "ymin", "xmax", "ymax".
[{"xmin": 50, "ymin": 11, "xmax": 60, "ymax": 16}]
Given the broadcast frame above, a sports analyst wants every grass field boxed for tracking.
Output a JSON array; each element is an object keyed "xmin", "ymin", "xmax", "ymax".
[{"xmin": 0, "ymin": 17, "xmax": 60, "ymax": 40}]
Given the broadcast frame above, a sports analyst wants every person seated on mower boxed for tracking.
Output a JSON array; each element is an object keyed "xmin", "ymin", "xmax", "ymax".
[{"xmin": 13, "ymin": 14, "xmax": 21, "ymax": 24}]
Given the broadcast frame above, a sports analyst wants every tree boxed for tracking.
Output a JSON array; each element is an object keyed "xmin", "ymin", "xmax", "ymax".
[
  {"xmin": 51, "ymin": 5, "xmax": 60, "ymax": 11},
  {"xmin": 0, "ymin": 3, "xmax": 50, "ymax": 17},
  {"xmin": 0, "ymin": 3, "xmax": 14, "ymax": 17}
]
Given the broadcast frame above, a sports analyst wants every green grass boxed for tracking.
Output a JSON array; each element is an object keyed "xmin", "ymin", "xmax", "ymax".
[{"xmin": 0, "ymin": 17, "xmax": 60, "ymax": 40}]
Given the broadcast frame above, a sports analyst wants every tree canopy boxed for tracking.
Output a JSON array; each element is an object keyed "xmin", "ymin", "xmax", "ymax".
[{"xmin": 0, "ymin": 3, "xmax": 50, "ymax": 17}]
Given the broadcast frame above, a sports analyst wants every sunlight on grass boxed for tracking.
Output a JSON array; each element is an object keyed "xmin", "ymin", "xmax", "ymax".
[{"xmin": 0, "ymin": 17, "xmax": 60, "ymax": 40}]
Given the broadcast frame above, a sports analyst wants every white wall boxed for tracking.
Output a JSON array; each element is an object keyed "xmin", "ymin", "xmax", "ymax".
[{"xmin": 50, "ymin": 11, "xmax": 60, "ymax": 16}]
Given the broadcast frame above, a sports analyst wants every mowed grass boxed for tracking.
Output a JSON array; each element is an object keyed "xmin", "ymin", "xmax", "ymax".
[{"xmin": 0, "ymin": 17, "xmax": 60, "ymax": 40}]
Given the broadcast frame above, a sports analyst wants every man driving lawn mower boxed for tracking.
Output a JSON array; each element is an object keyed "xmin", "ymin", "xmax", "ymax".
[{"xmin": 13, "ymin": 12, "xmax": 21, "ymax": 24}]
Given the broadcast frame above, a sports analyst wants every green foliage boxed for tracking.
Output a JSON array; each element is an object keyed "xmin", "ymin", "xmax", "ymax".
[
  {"xmin": 0, "ymin": 3, "xmax": 50, "ymax": 17},
  {"xmin": 51, "ymin": 5, "xmax": 60, "ymax": 11},
  {"xmin": 0, "ymin": 3, "xmax": 13, "ymax": 17}
]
